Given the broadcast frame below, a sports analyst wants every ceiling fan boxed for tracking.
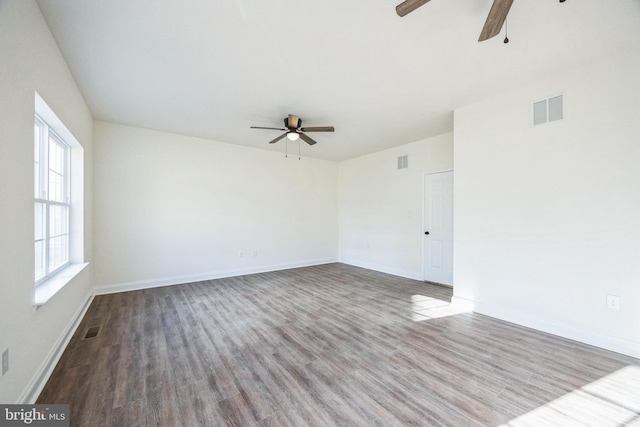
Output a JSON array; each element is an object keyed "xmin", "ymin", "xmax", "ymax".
[
  {"xmin": 396, "ymin": 0, "xmax": 516, "ymax": 42},
  {"xmin": 250, "ymin": 114, "xmax": 335, "ymax": 146}
]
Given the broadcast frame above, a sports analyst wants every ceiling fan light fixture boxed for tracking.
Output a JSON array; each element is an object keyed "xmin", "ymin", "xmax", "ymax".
[{"xmin": 286, "ymin": 131, "xmax": 300, "ymax": 141}]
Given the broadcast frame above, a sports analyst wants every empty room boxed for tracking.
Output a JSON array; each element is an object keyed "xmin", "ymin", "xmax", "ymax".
[{"xmin": 1, "ymin": 0, "xmax": 639, "ymax": 425}]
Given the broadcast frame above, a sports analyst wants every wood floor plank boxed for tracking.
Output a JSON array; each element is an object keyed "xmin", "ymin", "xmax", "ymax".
[
  {"xmin": 217, "ymin": 393, "xmax": 260, "ymax": 427},
  {"xmin": 37, "ymin": 263, "xmax": 640, "ymax": 426},
  {"xmin": 111, "ymin": 398, "xmax": 146, "ymax": 427}
]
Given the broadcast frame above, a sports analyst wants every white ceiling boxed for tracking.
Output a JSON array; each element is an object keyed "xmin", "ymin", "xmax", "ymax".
[{"xmin": 36, "ymin": 0, "xmax": 640, "ymax": 161}]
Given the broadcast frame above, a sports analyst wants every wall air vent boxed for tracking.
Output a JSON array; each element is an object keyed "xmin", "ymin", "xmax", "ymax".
[
  {"xmin": 532, "ymin": 93, "xmax": 564, "ymax": 126},
  {"xmin": 397, "ymin": 155, "xmax": 408, "ymax": 170}
]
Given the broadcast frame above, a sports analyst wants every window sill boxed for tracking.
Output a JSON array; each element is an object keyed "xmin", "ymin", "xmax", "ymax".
[{"xmin": 34, "ymin": 263, "xmax": 89, "ymax": 307}]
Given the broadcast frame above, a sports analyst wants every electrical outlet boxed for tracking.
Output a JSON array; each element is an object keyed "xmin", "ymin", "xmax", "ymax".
[
  {"xmin": 1, "ymin": 348, "xmax": 8, "ymax": 377},
  {"xmin": 607, "ymin": 295, "xmax": 620, "ymax": 311}
]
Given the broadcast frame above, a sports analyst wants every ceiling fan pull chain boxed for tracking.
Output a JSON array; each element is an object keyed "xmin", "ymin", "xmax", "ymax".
[
  {"xmin": 504, "ymin": 19, "xmax": 509, "ymax": 43},
  {"xmin": 298, "ymin": 140, "xmax": 301, "ymax": 160},
  {"xmin": 285, "ymin": 139, "xmax": 288, "ymax": 158}
]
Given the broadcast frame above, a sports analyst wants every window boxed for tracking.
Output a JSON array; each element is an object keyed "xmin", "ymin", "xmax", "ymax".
[
  {"xmin": 34, "ymin": 115, "xmax": 71, "ymax": 283},
  {"xmin": 33, "ymin": 92, "xmax": 86, "ymax": 306}
]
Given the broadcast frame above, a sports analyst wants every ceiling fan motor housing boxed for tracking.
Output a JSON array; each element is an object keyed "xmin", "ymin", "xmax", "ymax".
[{"xmin": 284, "ymin": 116, "xmax": 301, "ymax": 130}]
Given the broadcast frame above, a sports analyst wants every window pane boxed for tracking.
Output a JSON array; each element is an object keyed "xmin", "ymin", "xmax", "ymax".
[
  {"xmin": 35, "ymin": 203, "xmax": 45, "ymax": 240},
  {"xmin": 49, "ymin": 171, "xmax": 64, "ymax": 202},
  {"xmin": 48, "ymin": 137, "xmax": 67, "ymax": 203},
  {"xmin": 49, "ymin": 137, "xmax": 65, "ymax": 174},
  {"xmin": 48, "ymin": 235, "xmax": 68, "ymax": 272},
  {"xmin": 49, "ymin": 205, "xmax": 69, "ymax": 237}
]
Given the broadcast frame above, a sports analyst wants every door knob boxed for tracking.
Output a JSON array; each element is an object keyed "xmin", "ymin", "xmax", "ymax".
[{"xmin": 424, "ymin": 231, "xmax": 430, "ymax": 235}]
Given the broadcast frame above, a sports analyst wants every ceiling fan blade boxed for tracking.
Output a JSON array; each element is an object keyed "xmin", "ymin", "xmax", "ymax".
[
  {"xmin": 478, "ymin": 0, "xmax": 514, "ymax": 42},
  {"xmin": 251, "ymin": 126, "xmax": 287, "ymax": 131},
  {"xmin": 299, "ymin": 133, "xmax": 318, "ymax": 146},
  {"xmin": 396, "ymin": 0, "xmax": 431, "ymax": 17},
  {"xmin": 300, "ymin": 126, "xmax": 335, "ymax": 133},
  {"xmin": 288, "ymin": 114, "xmax": 300, "ymax": 129},
  {"xmin": 268, "ymin": 133, "xmax": 287, "ymax": 144}
]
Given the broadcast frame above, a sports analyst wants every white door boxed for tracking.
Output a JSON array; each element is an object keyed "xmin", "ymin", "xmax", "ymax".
[{"xmin": 423, "ymin": 171, "xmax": 453, "ymax": 285}]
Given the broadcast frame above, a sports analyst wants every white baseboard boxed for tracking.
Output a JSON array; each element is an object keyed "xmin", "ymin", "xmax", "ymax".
[
  {"xmin": 94, "ymin": 258, "xmax": 339, "ymax": 295},
  {"xmin": 339, "ymin": 258, "xmax": 423, "ymax": 281},
  {"xmin": 18, "ymin": 291, "xmax": 95, "ymax": 404},
  {"xmin": 453, "ymin": 296, "xmax": 640, "ymax": 359}
]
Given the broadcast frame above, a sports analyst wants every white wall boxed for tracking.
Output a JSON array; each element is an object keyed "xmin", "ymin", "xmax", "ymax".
[
  {"xmin": 0, "ymin": 0, "xmax": 94, "ymax": 403},
  {"xmin": 93, "ymin": 122, "xmax": 338, "ymax": 291},
  {"xmin": 453, "ymin": 47, "xmax": 640, "ymax": 358},
  {"xmin": 338, "ymin": 133, "xmax": 454, "ymax": 280}
]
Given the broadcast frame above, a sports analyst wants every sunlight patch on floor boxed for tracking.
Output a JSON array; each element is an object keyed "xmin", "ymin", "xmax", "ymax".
[
  {"xmin": 500, "ymin": 365, "xmax": 640, "ymax": 427},
  {"xmin": 410, "ymin": 294, "xmax": 471, "ymax": 322}
]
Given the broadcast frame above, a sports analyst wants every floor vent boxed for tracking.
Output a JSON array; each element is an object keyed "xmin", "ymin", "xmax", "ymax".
[{"xmin": 83, "ymin": 326, "xmax": 100, "ymax": 340}]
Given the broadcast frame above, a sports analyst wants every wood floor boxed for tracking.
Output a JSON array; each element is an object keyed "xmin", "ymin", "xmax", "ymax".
[{"xmin": 38, "ymin": 263, "xmax": 640, "ymax": 426}]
